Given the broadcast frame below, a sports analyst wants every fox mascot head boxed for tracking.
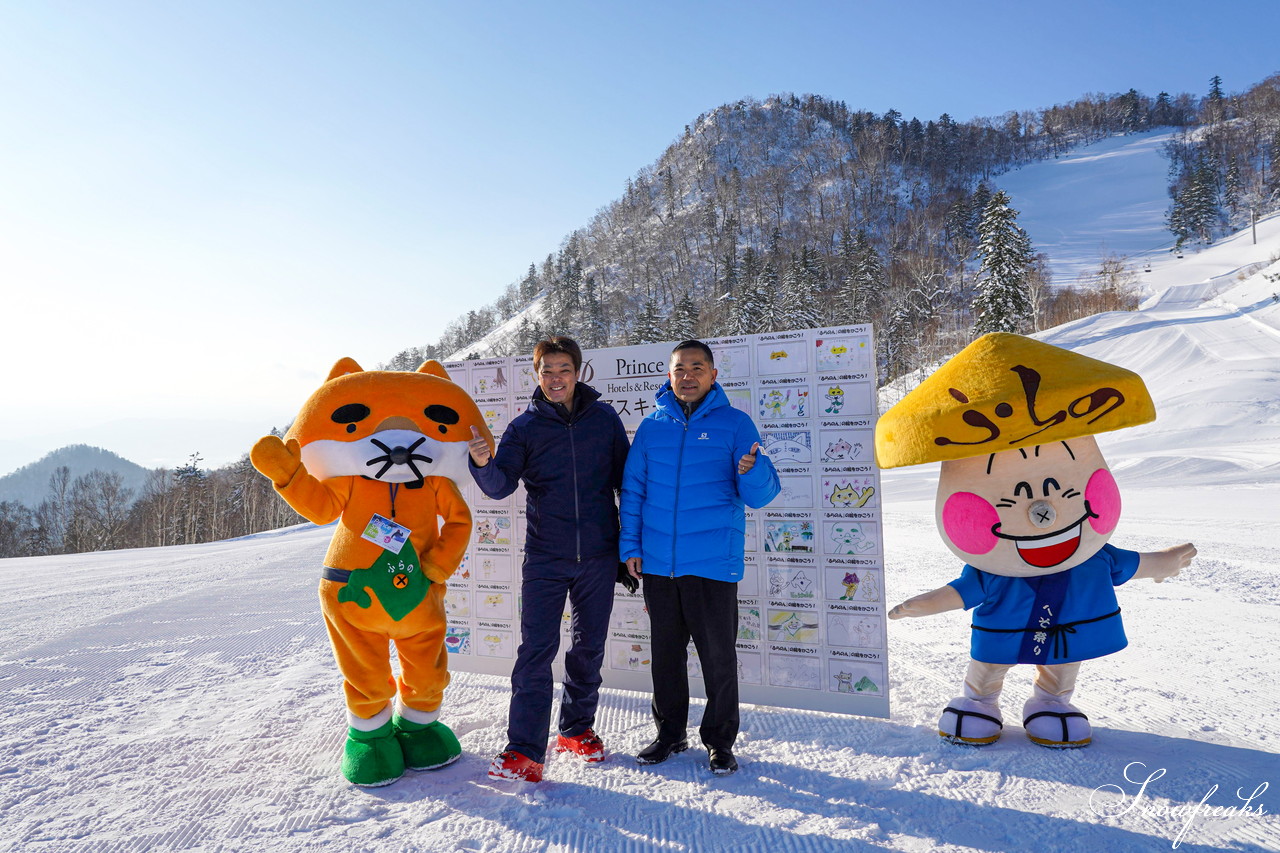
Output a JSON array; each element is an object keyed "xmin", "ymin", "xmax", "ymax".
[{"xmin": 282, "ymin": 356, "xmax": 491, "ymax": 486}]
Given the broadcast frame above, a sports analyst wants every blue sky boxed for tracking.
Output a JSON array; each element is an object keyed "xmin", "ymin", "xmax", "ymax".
[{"xmin": 1, "ymin": 0, "xmax": 1276, "ymax": 473}]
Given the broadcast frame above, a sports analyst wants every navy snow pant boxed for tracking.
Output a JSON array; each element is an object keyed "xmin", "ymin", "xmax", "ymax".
[
  {"xmin": 642, "ymin": 573, "xmax": 740, "ymax": 751},
  {"xmin": 506, "ymin": 553, "xmax": 616, "ymax": 762}
]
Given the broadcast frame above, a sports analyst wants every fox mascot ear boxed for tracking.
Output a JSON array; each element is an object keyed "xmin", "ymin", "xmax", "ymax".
[
  {"xmin": 327, "ymin": 357, "xmax": 364, "ymax": 381},
  {"xmin": 417, "ymin": 360, "xmax": 451, "ymax": 381}
]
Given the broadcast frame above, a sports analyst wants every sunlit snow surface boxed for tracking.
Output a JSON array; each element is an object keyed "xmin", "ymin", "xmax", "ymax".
[{"xmin": 3, "ymin": 134, "xmax": 1278, "ymax": 852}]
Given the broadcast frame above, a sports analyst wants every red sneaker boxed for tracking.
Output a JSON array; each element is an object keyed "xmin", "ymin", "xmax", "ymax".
[
  {"xmin": 488, "ymin": 750, "xmax": 544, "ymax": 782},
  {"xmin": 555, "ymin": 728, "xmax": 606, "ymax": 762}
]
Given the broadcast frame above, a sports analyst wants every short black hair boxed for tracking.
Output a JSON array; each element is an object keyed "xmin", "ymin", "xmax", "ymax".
[{"xmin": 670, "ymin": 339, "xmax": 714, "ymax": 366}]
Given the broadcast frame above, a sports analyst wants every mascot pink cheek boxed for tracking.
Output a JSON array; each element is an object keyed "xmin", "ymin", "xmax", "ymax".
[
  {"xmin": 940, "ymin": 492, "xmax": 1000, "ymax": 555},
  {"xmin": 1085, "ymin": 468, "xmax": 1122, "ymax": 534}
]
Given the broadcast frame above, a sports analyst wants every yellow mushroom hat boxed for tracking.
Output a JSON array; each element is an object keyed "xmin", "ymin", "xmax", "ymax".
[{"xmin": 874, "ymin": 333, "xmax": 1155, "ymax": 469}]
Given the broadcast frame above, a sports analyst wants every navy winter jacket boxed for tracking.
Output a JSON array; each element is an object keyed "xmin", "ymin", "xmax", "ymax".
[
  {"xmin": 620, "ymin": 382, "xmax": 780, "ymax": 582},
  {"xmin": 469, "ymin": 382, "xmax": 629, "ymax": 561}
]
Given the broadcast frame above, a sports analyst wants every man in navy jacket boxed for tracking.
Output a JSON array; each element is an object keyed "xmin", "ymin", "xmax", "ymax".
[
  {"xmin": 469, "ymin": 336, "xmax": 630, "ymax": 782},
  {"xmin": 620, "ymin": 340, "xmax": 780, "ymax": 775}
]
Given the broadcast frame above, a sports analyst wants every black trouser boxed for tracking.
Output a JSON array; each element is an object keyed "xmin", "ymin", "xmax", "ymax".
[{"xmin": 642, "ymin": 573, "xmax": 739, "ymax": 750}]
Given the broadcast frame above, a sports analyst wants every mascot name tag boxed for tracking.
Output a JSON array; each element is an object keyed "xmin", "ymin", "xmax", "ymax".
[{"xmin": 362, "ymin": 513, "xmax": 412, "ymax": 554}]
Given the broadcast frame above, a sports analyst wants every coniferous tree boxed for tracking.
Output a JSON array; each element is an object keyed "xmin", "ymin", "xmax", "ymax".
[
  {"xmin": 731, "ymin": 248, "xmax": 764, "ymax": 335},
  {"xmin": 718, "ymin": 249, "xmax": 739, "ymax": 299},
  {"xmin": 756, "ymin": 259, "xmax": 781, "ymax": 332},
  {"xmin": 520, "ymin": 263, "xmax": 540, "ymax": 302},
  {"xmin": 1168, "ymin": 158, "xmax": 1220, "ymax": 248},
  {"xmin": 631, "ymin": 300, "xmax": 665, "ymax": 344},
  {"xmin": 972, "ymin": 191, "xmax": 1034, "ymax": 335},
  {"xmin": 839, "ymin": 230, "xmax": 885, "ymax": 326},
  {"xmin": 969, "ymin": 182, "xmax": 993, "ymax": 237},
  {"xmin": 580, "ymin": 275, "xmax": 608, "ymax": 347},
  {"xmin": 779, "ymin": 252, "xmax": 822, "ymax": 331},
  {"xmin": 1223, "ymin": 159, "xmax": 1242, "ymax": 218},
  {"xmin": 1207, "ymin": 75, "xmax": 1226, "ymax": 123},
  {"xmin": 668, "ymin": 294, "xmax": 699, "ymax": 341},
  {"xmin": 1119, "ymin": 89, "xmax": 1144, "ymax": 132}
]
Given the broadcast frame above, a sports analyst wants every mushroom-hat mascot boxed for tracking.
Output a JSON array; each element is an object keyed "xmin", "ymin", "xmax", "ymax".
[
  {"xmin": 875, "ymin": 334, "xmax": 1195, "ymax": 748},
  {"xmin": 251, "ymin": 358, "xmax": 494, "ymax": 785}
]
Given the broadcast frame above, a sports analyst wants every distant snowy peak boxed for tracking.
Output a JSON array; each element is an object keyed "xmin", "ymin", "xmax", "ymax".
[{"xmin": 0, "ymin": 444, "xmax": 151, "ymax": 508}]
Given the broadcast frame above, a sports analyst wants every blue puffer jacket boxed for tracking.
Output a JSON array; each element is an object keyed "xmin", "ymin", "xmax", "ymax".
[
  {"xmin": 620, "ymin": 382, "xmax": 780, "ymax": 582},
  {"xmin": 470, "ymin": 382, "xmax": 630, "ymax": 561}
]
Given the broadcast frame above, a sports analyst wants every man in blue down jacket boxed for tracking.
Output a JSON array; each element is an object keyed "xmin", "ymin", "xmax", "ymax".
[
  {"xmin": 621, "ymin": 340, "xmax": 780, "ymax": 776},
  {"xmin": 469, "ymin": 336, "xmax": 630, "ymax": 783}
]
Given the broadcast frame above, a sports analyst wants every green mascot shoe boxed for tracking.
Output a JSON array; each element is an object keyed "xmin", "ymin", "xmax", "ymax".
[
  {"xmin": 394, "ymin": 716, "xmax": 462, "ymax": 771},
  {"xmin": 342, "ymin": 721, "xmax": 406, "ymax": 787}
]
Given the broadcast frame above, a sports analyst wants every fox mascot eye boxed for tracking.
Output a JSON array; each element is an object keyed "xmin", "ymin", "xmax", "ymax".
[{"xmin": 331, "ymin": 403, "xmax": 371, "ymax": 433}]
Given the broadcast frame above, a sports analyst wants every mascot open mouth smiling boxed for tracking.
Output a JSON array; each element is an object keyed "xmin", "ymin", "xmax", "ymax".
[{"xmin": 876, "ymin": 334, "xmax": 1196, "ymax": 749}]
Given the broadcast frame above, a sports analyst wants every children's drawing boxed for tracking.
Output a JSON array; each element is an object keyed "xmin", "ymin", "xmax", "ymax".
[
  {"xmin": 767, "ymin": 654, "xmax": 821, "ymax": 689},
  {"xmin": 826, "ymin": 520, "xmax": 879, "ymax": 555},
  {"xmin": 826, "ymin": 660, "xmax": 884, "ymax": 695},
  {"xmin": 764, "ymin": 520, "xmax": 814, "ymax": 553},
  {"xmin": 823, "ymin": 477, "xmax": 877, "ymax": 509},
  {"xmin": 758, "ymin": 386, "xmax": 809, "ymax": 420},
  {"xmin": 760, "ymin": 430, "xmax": 812, "ymax": 464},
  {"xmin": 823, "ymin": 385, "xmax": 846, "ymax": 415},
  {"xmin": 474, "ymin": 516, "xmax": 512, "ymax": 545},
  {"xmin": 756, "ymin": 341, "xmax": 809, "ymax": 375},
  {"xmin": 768, "ymin": 609, "xmax": 820, "ymax": 643},
  {"xmin": 478, "ymin": 630, "xmax": 514, "ymax": 658},
  {"xmin": 477, "ymin": 591, "xmax": 514, "ymax": 620},
  {"xmin": 610, "ymin": 601, "xmax": 649, "ymax": 632},
  {"xmin": 444, "ymin": 627, "xmax": 471, "ymax": 655},
  {"xmin": 612, "ymin": 641, "xmax": 651, "ymax": 672},
  {"xmin": 443, "ymin": 589, "xmax": 471, "ymax": 619},
  {"xmin": 819, "ymin": 429, "xmax": 872, "ymax": 462},
  {"xmin": 828, "ymin": 567, "xmax": 884, "ymax": 603},
  {"xmin": 767, "ymin": 566, "xmax": 816, "ymax": 599},
  {"xmin": 774, "ymin": 476, "xmax": 813, "ymax": 508},
  {"xmin": 814, "ymin": 336, "xmax": 872, "ymax": 371},
  {"xmin": 476, "ymin": 555, "xmax": 512, "ymax": 582},
  {"xmin": 818, "ymin": 381, "xmax": 873, "ymax": 417},
  {"xmin": 714, "ymin": 345, "xmax": 749, "ymax": 379},
  {"xmin": 826, "ymin": 613, "xmax": 883, "ymax": 649}
]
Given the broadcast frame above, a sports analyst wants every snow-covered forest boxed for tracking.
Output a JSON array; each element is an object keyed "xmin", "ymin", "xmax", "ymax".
[{"xmin": 386, "ymin": 76, "xmax": 1280, "ymax": 381}]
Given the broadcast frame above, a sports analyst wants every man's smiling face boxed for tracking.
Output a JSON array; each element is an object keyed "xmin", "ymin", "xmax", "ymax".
[
  {"xmin": 669, "ymin": 347, "xmax": 717, "ymax": 405},
  {"xmin": 933, "ymin": 436, "xmax": 1122, "ymax": 577},
  {"xmin": 537, "ymin": 352, "xmax": 578, "ymax": 408}
]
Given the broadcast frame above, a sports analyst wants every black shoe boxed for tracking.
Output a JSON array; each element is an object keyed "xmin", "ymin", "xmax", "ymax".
[
  {"xmin": 635, "ymin": 738, "xmax": 689, "ymax": 765},
  {"xmin": 708, "ymin": 747, "xmax": 738, "ymax": 776}
]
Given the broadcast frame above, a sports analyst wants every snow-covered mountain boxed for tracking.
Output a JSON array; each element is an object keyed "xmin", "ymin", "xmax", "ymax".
[
  {"xmin": 2, "ymin": 134, "xmax": 1278, "ymax": 852},
  {"xmin": 0, "ymin": 444, "xmax": 151, "ymax": 508}
]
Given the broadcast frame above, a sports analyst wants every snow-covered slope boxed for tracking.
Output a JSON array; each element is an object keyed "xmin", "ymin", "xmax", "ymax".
[
  {"xmin": 997, "ymin": 130, "xmax": 1181, "ymax": 287},
  {"xmin": 2, "ymin": 134, "xmax": 1278, "ymax": 852}
]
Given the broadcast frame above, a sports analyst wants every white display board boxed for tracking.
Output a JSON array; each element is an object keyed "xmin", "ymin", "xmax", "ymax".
[{"xmin": 442, "ymin": 325, "xmax": 888, "ymax": 718}]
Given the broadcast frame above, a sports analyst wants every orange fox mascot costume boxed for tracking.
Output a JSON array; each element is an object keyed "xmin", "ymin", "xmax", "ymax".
[{"xmin": 252, "ymin": 358, "xmax": 493, "ymax": 786}]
